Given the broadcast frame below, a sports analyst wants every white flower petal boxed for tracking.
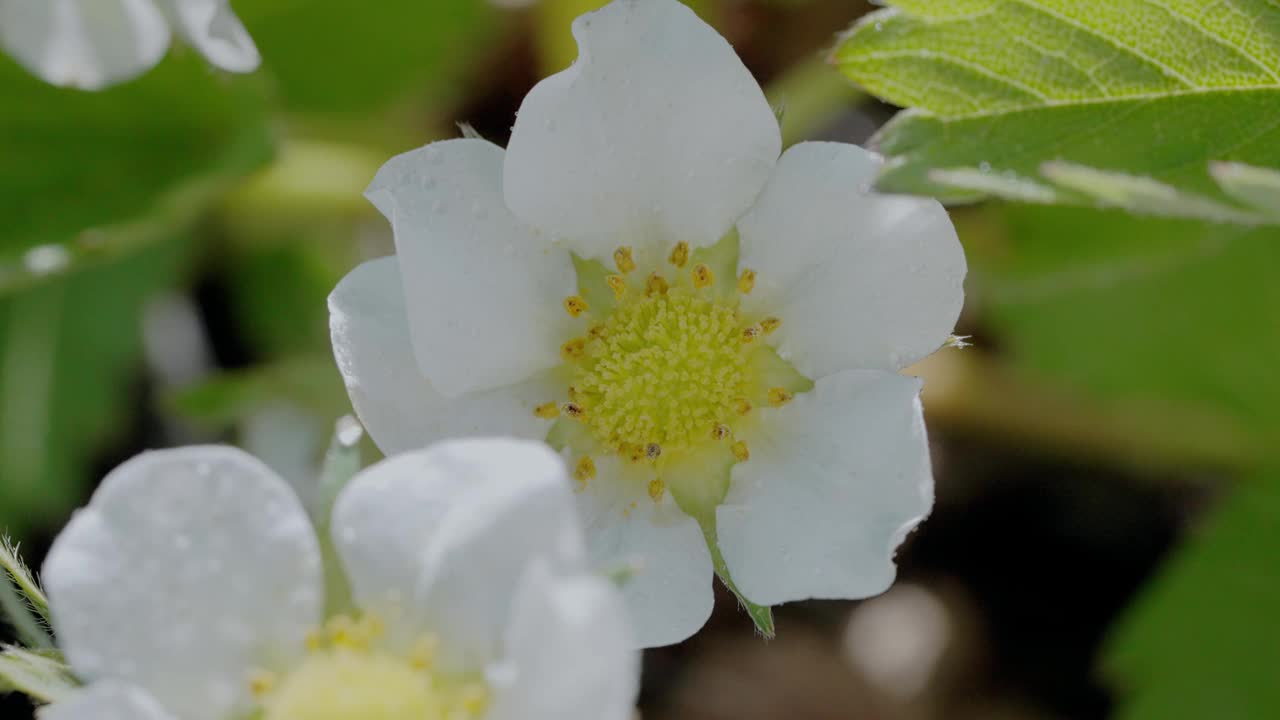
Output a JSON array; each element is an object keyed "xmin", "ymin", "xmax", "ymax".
[
  {"xmin": 329, "ymin": 256, "xmax": 563, "ymax": 456},
  {"xmin": 576, "ymin": 455, "xmax": 714, "ymax": 647},
  {"xmin": 488, "ymin": 561, "xmax": 638, "ymax": 720},
  {"xmin": 716, "ymin": 370, "xmax": 933, "ymax": 606},
  {"xmin": 504, "ymin": 0, "xmax": 780, "ymax": 256},
  {"xmin": 42, "ymin": 447, "xmax": 323, "ymax": 720},
  {"xmin": 413, "ymin": 439, "xmax": 587, "ymax": 671},
  {"xmin": 41, "ymin": 682, "xmax": 175, "ymax": 720},
  {"xmin": 157, "ymin": 0, "xmax": 259, "ymax": 72},
  {"xmin": 739, "ymin": 142, "xmax": 966, "ymax": 376},
  {"xmin": 0, "ymin": 0, "xmax": 169, "ymax": 90},
  {"xmin": 366, "ymin": 139, "xmax": 576, "ymax": 395}
]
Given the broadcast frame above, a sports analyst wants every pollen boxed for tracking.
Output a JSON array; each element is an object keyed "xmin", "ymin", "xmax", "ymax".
[
  {"xmin": 563, "ymin": 295, "xmax": 589, "ymax": 317},
  {"xmin": 734, "ymin": 397, "xmax": 753, "ymax": 416},
  {"xmin": 574, "ymin": 456, "xmax": 596, "ymax": 485},
  {"xmin": 737, "ymin": 269, "xmax": 756, "ymax": 294},
  {"xmin": 533, "ymin": 402, "xmax": 560, "ymax": 419},
  {"xmin": 645, "ymin": 272, "xmax": 669, "ymax": 296},
  {"xmin": 648, "ymin": 478, "xmax": 666, "ymax": 502},
  {"xmin": 760, "ymin": 317, "xmax": 781, "ymax": 335},
  {"xmin": 711, "ymin": 424, "xmax": 732, "ymax": 440},
  {"xmin": 613, "ymin": 246, "xmax": 636, "ymax": 274},
  {"xmin": 562, "ymin": 401, "xmax": 586, "ymax": 419},
  {"xmin": 668, "ymin": 241, "xmax": 690, "ymax": 268},
  {"xmin": 731, "ymin": 440, "xmax": 750, "ymax": 461},
  {"xmin": 561, "ymin": 337, "xmax": 587, "ymax": 361},
  {"xmin": 606, "ymin": 274, "xmax": 627, "ymax": 298},
  {"xmin": 740, "ymin": 325, "xmax": 761, "ymax": 344},
  {"xmin": 691, "ymin": 263, "xmax": 714, "ymax": 289},
  {"xmin": 767, "ymin": 387, "xmax": 794, "ymax": 407}
]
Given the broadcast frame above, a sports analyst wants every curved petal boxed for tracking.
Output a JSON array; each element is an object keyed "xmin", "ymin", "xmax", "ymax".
[
  {"xmin": 739, "ymin": 142, "xmax": 966, "ymax": 376},
  {"xmin": 411, "ymin": 439, "xmax": 586, "ymax": 671},
  {"xmin": 41, "ymin": 682, "xmax": 176, "ymax": 720},
  {"xmin": 716, "ymin": 370, "xmax": 933, "ymax": 606},
  {"xmin": 504, "ymin": 0, "xmax": 780, "ymax": 256},
  {"xmin": 157, "ymin": 0, "xmax": 259, "ymax": 72},
  {"xmin": 0, "ymin": 0, "xmax": 169, "ymax": 90},
  {"xmin": 576, "ymin": 455, "xmax": 714, "ymax": 647},
  {"xmin": 487, "ymin": 561, "xmax": 638, "ymax": 720},
  {"xmin": 365, "ymin": 139, "xmax": 575, "ymax": 395},
  {"xmin": 42, "ymin": 447, "xmax": 323, "ymax": 720},
  {"xmin": 329, "ymin": 256, "xmax": 564, "ymax": 456}
]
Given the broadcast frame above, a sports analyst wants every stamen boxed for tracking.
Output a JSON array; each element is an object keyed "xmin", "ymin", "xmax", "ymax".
[
  {"xmin": 711, "ymin": 423, "xmax": 732, "ymax": 440},
  {"xmin": 561, "ymin": 337, "xmax": 587, "ymax": 361},
  {"xmin": 737, "ymin": 269, "xmax": 756, "ymax": 294},
  {"xmin": 562, "ymin": 402, "xmax": 586, "ymax": 419},
  {"xmin": 587, "ymin": 323, "xmax": 607, "ymax": 339},
  {"xmin": 740, "ymin": 325, "xmax": 761, "ymax": 344},
  {"xmin": 767, "ymin": 387, "xmax": 794, "ymax": 407},
  {"xmin": 731, "ymin": 440, "xmax": 750, "ymax": 461},
  {"xmin": 645, "ymin": 272, "xmax": 669, "ymax": 296},
  {"xmin": 668, "ymin": 241, "xmax": 690, "ymax": 268},
  {"xmin": 648, "ymin": 478, "xmax": 666, "ymax": 502},
  {"xmin": 606, "ymin": 274, "xmax": 627, "ymax": 298},
  {"xmin": 760, "ymin": 317, "xmax": 781, "ymax": 335},
  {"xmin": 563, "ymin": 295, "xmax": 589, "ymax": 317},
  {"xmin": 613, "ymin": 246, "xmax": 636, "ymax": 274},
  {"xmin": 623, "ymin": 444, "xmax": 646, "ymax": 463},
  {"xmin": 409, "ymin": 635, "xmax": 438, "ymax": 670},
  {"xmin": 645, "ymin": 442, "xmax": 662, "ymax": 460},
  {"xmin": 460, "ymin": 684, "xmax": 489, "ymax": 716},
  {"xmin": 534, "ymin": 402, "xmax": 561, "ymax": 419},
  {"xmin": 734, "ymin": 397, "xmax": 753, "ymax": 416},
  {"xmin": 573, "ymin": 456, "xmax": 596, "ymax": 485},
  {"xmin": 692, "ymin": 263, "xmax": 714, "ymax": 289},
  {"xmin": 250, "ymin": 670, "xmax": 277, "ymax": 697}
]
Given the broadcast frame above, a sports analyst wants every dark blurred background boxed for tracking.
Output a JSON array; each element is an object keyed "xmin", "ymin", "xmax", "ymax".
[{"xmin": 1, "ymin": 1, "xmax": 1272, "ymax": 719}]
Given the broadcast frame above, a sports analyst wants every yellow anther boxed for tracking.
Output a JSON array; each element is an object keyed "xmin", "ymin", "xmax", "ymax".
[
  {"xmin": 645, "ymin": 272, "xmax": 669, "ymax": 296},
  {"xmin": 409, "ymin": 635, "xmax": 438, "ymax": 670},
  {"xmin": 534, "ymin": 402, "xmax": 561, "ymax": 419},
  {"xmin": 613, "ymin": 246, "xmax": 636, "ymax": 274},
  {"xmin": 731, "ymin": 440, "xmax": 751, "ymax": 461},
  {"xmin": 606, "ymin": 274, "xmax": 627, "ymax": 298},
  {"xmin": 645, "ymin": 443, "xmax": 662, "ymax": 460},
  {"xmin": 692, "ymin": 263, "xmax": 714, "ymax": 289},
  {"xmin": 562, "ymin": 402, "xmax": 586, "ymax": 419},
  {"xmin": 563, "ymin": 295, "xmax": 588, "ymax": 317},
  {"xmin": 738, "ymin": 269, "xmax": 756, "ymax": 294},
  {"xmin": 648, "ymin": 478, "xmax": 666, "ymax": 502},
  {"xmin": 250, "ymin": 670, "xmax": 277, "ymax": 697},
  {"xmin": 711, "ymin": 424, "xmax": 732, "ymax": 441},
  {"xmin": 459, "ymin": 684, "xmax": 489, "ymax": 716},
  {"xmin": 587, "ymin": 323, "xmax": 607, "ymax": 339},
  {"xmin": 573, "ymin": 456, "xmax": 596, "ymax": 485},
  {"xmin": 567, "ymin": 385, "xmax": 585, "ymax": 403},
  {"xmin": 561, "ymin": 337, "xmax": 587, "ymax": 361},
  {"xmin": 767, "ymin": 387, "xmax": 794, "ymax": 407},
  {"xmin": 740, "ymin": 325, "xmax": 761, "ymax": 344},
  {"xmin": 668, "ymin": 241, "xmax": 690, "ymax": 268},
  {"xmin": 760, "ymin": 316, "xmax": 782, "ymax": 335},
  {"xmin": 622, "ymin": 443, "xmax": 646, "ymax": 463},
  {"xmin": 734, "ymin": 397, "xmax": 753, "ymax": 416}
]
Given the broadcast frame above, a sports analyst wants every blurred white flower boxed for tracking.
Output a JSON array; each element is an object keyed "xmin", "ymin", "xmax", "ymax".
[
  {"xmin": 0, "ymin": 0, "xmax": 259, "ymax": 90},
  {"xmin": 40, "ymin": 440, "xmax": 638, "ymax": 720},
  {"xmin": 330, "ymin": 0, "xmax": 965, "ymax": 646}
]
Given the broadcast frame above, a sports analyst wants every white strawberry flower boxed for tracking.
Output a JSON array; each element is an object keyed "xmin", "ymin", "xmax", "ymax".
[
  {"xmin": 0, "ymin": 0, "xmax": 258, "ymax": 90},
  {"xmin": 39, "ymin": 439, "xmax": 638, "ymax": 720},
  {"xmin": 329, "ymin": 0, "xmax": 966, "ymax": 646}
]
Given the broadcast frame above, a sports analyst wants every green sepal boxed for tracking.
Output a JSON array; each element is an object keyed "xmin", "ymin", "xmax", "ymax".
[
  {"xmin": 689, "ymin": 229, "xmax": 742, "ymax": 302},
  {"xmin": 570, "ymin": 253, "xmax": 618, "ymax": 317},
  {"xmin": 698, "ymin": 515, "xmax": 775, "ymax": 639}
]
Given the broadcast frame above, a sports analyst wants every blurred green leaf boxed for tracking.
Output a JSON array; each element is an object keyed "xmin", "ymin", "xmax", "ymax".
[
  {"xmin": 0, "ymin": 53, "xmax": 272, "ymax": 295},
  {"xmin": 833, "ymin": 0, "xmax": 1280, "ymax": 216},
  {"xmin": 0, "ymin": 647, "xmax": 75, "ymax": 704},
  {"xmin": 0, "ymin": 239, "xmax": 189, "ymax": 539},
  {"xmin": 238, "ymin": 0, "xmax": 495, "ymax": 117},
  {"xmin": 1106, "ymin": 472, "xmax": 1280, "ymax": 720},
  {"xmin": 167, "ymin": 355, "xmax": 351, "ymax": 430}
]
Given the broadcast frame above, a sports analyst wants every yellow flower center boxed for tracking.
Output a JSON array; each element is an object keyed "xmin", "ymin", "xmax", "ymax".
[
  {"xmin": 540, "ymin": 233, "xmax": 812, "ymax": 515},
  {"xmin": 254, "ymin": 614, "xmax": 486, "ymax": 720}
]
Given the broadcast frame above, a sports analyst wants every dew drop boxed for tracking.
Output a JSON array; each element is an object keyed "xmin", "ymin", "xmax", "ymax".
[{"xmin": 335, "ymin": 415, "xmax": 363, "ymax": 447}]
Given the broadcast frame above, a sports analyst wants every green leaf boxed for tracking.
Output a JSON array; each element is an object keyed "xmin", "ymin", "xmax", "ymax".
[
  {"xmin": 0, "ymin": 539, "xmax": 51, "ymax": 649},
  {"xmin": 1106, "ymin": 472, "xmax": 1280, "ymax": 720},
  {"xmin": 833, "ymin": 0, "xmax": 1280, "ymax": 217},
  {"xmin": 0, "ymin": 53, "xmax": 272, "ymax": 294},
  {"xmin": 0, "ymin": 647, "xmax": 76, "ymax": 704}
]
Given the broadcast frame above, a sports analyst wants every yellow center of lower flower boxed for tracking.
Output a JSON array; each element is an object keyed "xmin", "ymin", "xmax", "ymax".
[
  {"xmin": 538, "ymin": 234, "xmax": 813, "ymax": 514},
  {"xmin": 253, "ymin": 614, "xmax": 486, "ymax": 720}
]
